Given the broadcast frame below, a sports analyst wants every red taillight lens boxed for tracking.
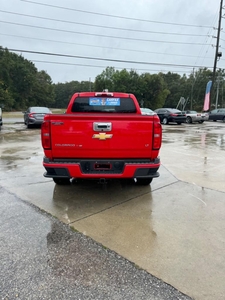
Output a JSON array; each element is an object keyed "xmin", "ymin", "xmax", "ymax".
[
  {"xmin": 153, "ymin": 115, "xmax": 162, "ymax": 150},
  {"xmin": 170, "ymin": 113, "xmax": 178, "ymax": 116},
  {"xmin": 29, "ymin": 113, "xmax": 34, "ymax": 117},
  {"xmin": 41, "ymin": 121, "xmax": 51, "ymax": 149}
]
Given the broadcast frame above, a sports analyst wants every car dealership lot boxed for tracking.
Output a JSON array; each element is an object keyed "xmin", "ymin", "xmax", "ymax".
[{"xmin": 0, "ymin": 121, "xmax": 225, "ymax": 300}]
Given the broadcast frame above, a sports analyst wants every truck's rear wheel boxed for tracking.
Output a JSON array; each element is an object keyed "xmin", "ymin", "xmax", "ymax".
[
  {"xmin": 53, "ymin": 178, "xmax": 71, "ymax": 185},
  {"xmin": 135, "ymin": 178, "xmax": 153, "ymax": 185}
]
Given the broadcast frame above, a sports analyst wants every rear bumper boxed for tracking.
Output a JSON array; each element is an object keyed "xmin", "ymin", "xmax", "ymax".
[
  {"xmin": 43, "ymin": 157, "xmax": 160, "ymax": 180},
  {"xmin": 28, "ymin": 118, "xmax": 44, "ymax": 125}
]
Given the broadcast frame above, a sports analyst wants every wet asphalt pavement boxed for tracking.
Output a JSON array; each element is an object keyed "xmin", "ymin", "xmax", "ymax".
[
  {"xmin": 1, "ymin": 117, "xmax": 225, "ymax": 300},
  {"xmin": 0, "ymin": 186, "xmax": 192, "ymax": 300}
]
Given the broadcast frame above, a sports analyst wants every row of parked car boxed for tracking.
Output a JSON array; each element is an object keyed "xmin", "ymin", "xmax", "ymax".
[
  {"xmin": 18, "ymin": 106, "xmax": 225, "ymax": 129},
  {"xmin": 141, "ymin": 107, "xmax": 225, "ymax": 125}
]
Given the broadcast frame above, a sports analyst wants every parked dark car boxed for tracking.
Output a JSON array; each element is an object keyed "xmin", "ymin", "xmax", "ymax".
[
  {"xmin": 0, "ymin": 107, "xmax": 2, "ymax": 130},
  {"xmin": 208, "ymin": 108, "xmax": 225, "ymax": 122},
  {"xmin": 154, "ymin": 108, "xmax": 186, "ymax": 125},
  {"xmin": 23, "ymin": 107, "xmax": 52, "ymax": 128}
]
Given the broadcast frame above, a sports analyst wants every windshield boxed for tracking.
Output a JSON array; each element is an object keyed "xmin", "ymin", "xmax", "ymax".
[{"xmin": 71, "ymin": 97, "xmax": 137, "ymax": 113}]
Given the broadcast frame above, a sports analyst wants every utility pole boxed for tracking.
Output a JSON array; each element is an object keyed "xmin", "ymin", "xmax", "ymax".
[
  {"xmin": 211, "ymin": 0, "xmax": 223, "ymax": 108},
  {"xmin": 190, "ymin": 68, "xmax": 195, "ymax": 110}
]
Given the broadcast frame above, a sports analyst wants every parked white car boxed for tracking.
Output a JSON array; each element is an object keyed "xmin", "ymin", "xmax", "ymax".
[
  {"xmin": 140, "ymin": 108, "xmax": 156, "ymax": 115},
  {"xmin": 182, "ymin": 110, "xmax": 209, "ymax": 124}
]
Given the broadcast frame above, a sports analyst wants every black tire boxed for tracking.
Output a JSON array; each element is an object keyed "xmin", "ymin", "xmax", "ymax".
[
  {"xmin": 186, "ymin": 116, "xmax": 192, "ymax": 124},
  {"xmin": 198, "ymin": 120, "xmax": 204, "ymax": 124},
  {"xmin": 222, "ymin": 117, "xmax": 225, "ymax": 123},
  {"xmin": 213, "ymin": 120, "xmax": 217, "ymax": 122},
  {"xmin": 162, "ymin": 117, "xmax": 168, "ymax": 125},
  {"xmin": 177, "ymin": 122, "xmax": 181, "ymax": 125},
  {"xmin": 53, "ymin": 178, "xmax": 71, "ymax": 185},
  {"xmin": 135, "ymin": 178, "xmax": 153, "ymax": 185}
]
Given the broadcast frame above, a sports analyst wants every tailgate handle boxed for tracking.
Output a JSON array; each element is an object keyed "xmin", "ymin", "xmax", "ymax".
[{"xmin": 93, "ymin": 122, "xmax": 112, "ymax": 131}]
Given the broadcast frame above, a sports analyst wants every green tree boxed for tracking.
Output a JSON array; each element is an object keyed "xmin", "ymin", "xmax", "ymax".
[
  {"xmin": 94, "ymin": 67, "xmax": 116, "ymax": 91},
  {"xmin": 0, "ymin": 46, "xmax": 55, "ymax": 110}
]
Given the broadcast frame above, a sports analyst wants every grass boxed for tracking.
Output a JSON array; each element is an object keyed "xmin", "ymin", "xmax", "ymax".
[{"xmin": 2, "ymin": 108, "xmax": 66, "ymax": 118}]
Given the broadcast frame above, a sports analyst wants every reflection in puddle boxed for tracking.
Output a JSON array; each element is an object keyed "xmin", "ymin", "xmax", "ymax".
[{"xmin": 51, "ymin": 180, "xmax": 151, "ymax": 224}]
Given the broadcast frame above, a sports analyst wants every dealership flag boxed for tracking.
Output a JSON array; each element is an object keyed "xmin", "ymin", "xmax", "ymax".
[{"xmin": 203, "ymin": 80, "xmax": 212, "ymax": 111}]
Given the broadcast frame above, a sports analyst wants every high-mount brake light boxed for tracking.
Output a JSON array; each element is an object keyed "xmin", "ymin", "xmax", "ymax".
[{"xmin": 95, "ymin": 92, "xmax": 114, "ymax": 97}]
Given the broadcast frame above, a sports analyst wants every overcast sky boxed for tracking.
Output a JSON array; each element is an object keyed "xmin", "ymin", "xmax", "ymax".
[{"xmin": 0, "ymin": 0, "xmax": 224, "ymax": 84}]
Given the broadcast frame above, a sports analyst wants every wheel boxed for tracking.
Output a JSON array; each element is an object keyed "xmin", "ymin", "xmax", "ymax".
[
  {"xmin": 177, "ymin": 122, "xmax": 181, "ymax": 125},
  {"xmin": 186, "ymin": 116, "xmax": 192, "ymax": 124},
  {"xmin": 222, "ymin": 117, "xmax": 225, "ymax": 123},
  {"xmin": 162, "ymin": 117, "xmax": 168, "ymax": 125},
  {"xmin": 135, "ymin": 178, "xmax": 153, "ymax": 185},
  {"xmin": 198, "ymin": 120, "xmax": 204, "ymax": 124},
  {"xmin": 213, "ymin": 120, "xmax": 217, "ymax": 122},
  {"xmin": 27, "ymin": 123, "xmax": 31, "ymax": 128},
  {"xmin": 53, "ymin": 178, "xmax": 71, "ymax": 185}
]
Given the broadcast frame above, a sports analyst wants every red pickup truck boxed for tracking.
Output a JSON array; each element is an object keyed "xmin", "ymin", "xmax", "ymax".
[{"xmin": 41, "ymin": 91, "xmax": 162, "ymax": 185}]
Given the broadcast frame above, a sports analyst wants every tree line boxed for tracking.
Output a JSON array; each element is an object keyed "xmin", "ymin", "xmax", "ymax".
[{"xmin": 1, "ymin": 46, "xmax": 225, "ymax": 111}]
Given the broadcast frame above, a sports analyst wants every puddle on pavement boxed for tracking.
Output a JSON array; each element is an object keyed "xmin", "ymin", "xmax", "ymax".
[
  {"xmin": 162, "ymin": 127, "xmax": 225, "ymax": 150},
  {"xmin": 50, "ymin": 179, "xmax": 151, "ymax": 224}
]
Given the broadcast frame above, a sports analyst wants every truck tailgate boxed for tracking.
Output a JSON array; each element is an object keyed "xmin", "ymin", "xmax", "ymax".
[{"xmin": 49, "ymin": 114, "xmax": 154, "ymax": 159}]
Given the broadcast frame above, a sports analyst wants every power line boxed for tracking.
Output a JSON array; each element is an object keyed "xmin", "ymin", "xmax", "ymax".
[
  {"xmin": 32, "ymin": 59, "xmax": 193, "ymax": 74},
  {"xmin": 0, "ymin": 20, "xmax": 211, "ymax": 46},
  {"xmin": 0, "ymin": 32, "xmax": 213, "ymax": 60},
  {"xmin": 20, "ymin": 0, "xmax": 213, "ymax": 29},
  {"xmin": 0, "ymin": 10, "xmax": 209, "ymax": 37},
  {"xmin": 7, "ymin": 47, "xmax": 212, "ymax": 69}
]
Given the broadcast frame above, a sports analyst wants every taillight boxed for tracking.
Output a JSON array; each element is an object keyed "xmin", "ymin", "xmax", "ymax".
[
  {"xmin": 170, "ymin": 113, "xmax": 178, "ymax": 116},
  {"xmin": 153, "ymin": 115, "xmax": 162, "ymax": 150},
  {"xmin": 29, "ymin": 113, "xmax": 34, "ymax": 117},
  {"xmin": 41, "ymin": 120, "xmax": 51, "ymax": 149}
]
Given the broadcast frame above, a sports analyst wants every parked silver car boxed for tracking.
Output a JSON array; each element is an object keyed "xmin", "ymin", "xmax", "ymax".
[
  {"xmin": 23, "ymin": 106, "xmax": 52, "ymax": 128},
  {"xmin": 182, "ymin": 110, "xmax": 209, "ymax": 124}
]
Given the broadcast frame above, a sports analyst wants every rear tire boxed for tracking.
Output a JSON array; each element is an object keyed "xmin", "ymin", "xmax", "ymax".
[
  {"xmin": 186, "ymin": 116, "xmax": 192, "ymax": 124},
  {"xmin": 198, "ymin": 120, "xmax": 204, "ymax": 124},
  {"xmin": 222, "ymin": 117, "xmax": 225, "ymax": 123},
  {"xmin": 53, "ymin": 178, "xmax": 71, "ymax": 185},
  {"xmin": 135, "ymin": 178, "xmax": 153, "ymax": 185},
  {"xmin": 162, "ymin": 117, "xmax": 168, "ymax": 125}
]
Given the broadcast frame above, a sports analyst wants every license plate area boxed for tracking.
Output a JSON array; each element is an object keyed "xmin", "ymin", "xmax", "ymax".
[
  {"xmin": 80, "ymin": 160, "xmax": 125, "ymax": 174},
  {"xmin": 94, "ymin": 163, "xmax": 111, "ymax": 170}
]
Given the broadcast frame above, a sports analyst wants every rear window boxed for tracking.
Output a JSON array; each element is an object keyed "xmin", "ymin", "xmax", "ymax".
[
  {"xmin": 71, "ymin": 97, "xmax": 137, "ymax": 113},
  {"xmin": 31, "ymin": 107, "xmax": 51, "ymax": 113}
]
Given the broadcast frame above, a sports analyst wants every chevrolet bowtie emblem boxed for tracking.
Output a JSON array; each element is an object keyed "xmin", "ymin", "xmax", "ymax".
[{"xmin": 93, "ymin": 133, "xmax": 113, "ymax": 140}]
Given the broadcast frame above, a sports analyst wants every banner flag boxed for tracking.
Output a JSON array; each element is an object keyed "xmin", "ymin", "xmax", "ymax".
[{"xmin": 203, "ymin": 80, "xmax": 212, "ymax": 111}]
